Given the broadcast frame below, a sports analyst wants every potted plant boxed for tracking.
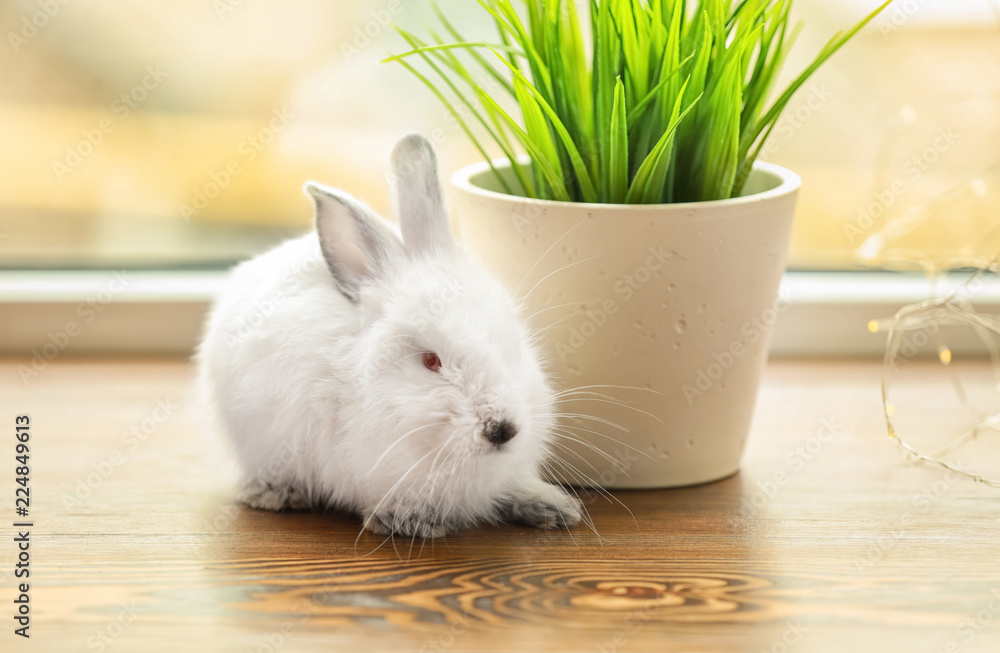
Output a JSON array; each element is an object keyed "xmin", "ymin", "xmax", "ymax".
[{"xmin": 387, "ymin": 0, "xmax": 889, "ymax": 488}]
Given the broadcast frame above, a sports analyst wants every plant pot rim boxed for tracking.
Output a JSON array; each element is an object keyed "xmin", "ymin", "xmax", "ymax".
[{"xmin": 451, "ymin": 156, "xmax": 801, "ymax": 212}]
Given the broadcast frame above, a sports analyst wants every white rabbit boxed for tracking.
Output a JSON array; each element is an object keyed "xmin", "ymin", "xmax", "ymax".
[{"xmin": 197, "ymin": 134, "xmax": 583, "ymax": 538}]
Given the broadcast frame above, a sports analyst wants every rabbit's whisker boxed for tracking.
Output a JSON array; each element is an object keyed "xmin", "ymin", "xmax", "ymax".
[{"xmin": 512, "ymin": 218, "xmax": 587, "ymax": 298}]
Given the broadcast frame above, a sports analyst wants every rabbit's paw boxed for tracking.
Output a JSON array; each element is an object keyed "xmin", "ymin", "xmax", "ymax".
[
  {"xmin": 503, "ymin": 481, "xmax": 583, "ymax": 530},
  {"xmin": 238, "ymin": 480, "xmax": 311, "ymax": 512}
]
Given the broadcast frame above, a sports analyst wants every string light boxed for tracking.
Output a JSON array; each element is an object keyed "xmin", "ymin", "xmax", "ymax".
[{"xmin": 875, "ymin": 269, "xmax": 1000, "ymax": 488}]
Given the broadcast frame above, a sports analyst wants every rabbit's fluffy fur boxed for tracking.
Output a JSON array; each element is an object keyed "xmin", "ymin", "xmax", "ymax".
[{"xmin": 197, "ymin": 135, "xmax": 582, "ymax": 538}]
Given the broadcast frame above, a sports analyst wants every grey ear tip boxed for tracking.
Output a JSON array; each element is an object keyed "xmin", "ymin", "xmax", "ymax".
[
  {"xmin": 304, "ymin": 182, "xmax": 349, "ymax": 206},
  {"xmin": 397, "ymin": 133, "xmax": 432, "ymax": 150},
  {"xmin": 303, "ymin": 181, "xmax": 325, "ymax": 199},
  {"xmin": 391, "ymin": 133, "xmax": 436, "ymax": 169},
  {"xmin": 306, "ymin": 179, "xmax": 344, "ymax": 195}
]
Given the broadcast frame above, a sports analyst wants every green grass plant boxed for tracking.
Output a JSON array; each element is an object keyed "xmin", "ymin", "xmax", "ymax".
[{"xmin": 386, "ymin": 0, "xmax": 890, "ymax": 203}]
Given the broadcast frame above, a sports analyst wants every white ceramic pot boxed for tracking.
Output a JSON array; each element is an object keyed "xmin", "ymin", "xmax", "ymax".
[{"xmin": 451, "ymin": 159, "xmax": 801, "ymax": 489}]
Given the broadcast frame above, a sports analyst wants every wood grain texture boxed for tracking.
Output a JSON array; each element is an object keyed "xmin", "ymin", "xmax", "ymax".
[{"xmin": 2, "ymin": 358, "xmax": 999, "ymax": 653}]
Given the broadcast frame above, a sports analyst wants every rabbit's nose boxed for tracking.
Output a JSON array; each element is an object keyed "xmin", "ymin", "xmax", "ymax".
[{"xmin": 483, "ymin": 419, "xmax": 517, "ymax": 445}]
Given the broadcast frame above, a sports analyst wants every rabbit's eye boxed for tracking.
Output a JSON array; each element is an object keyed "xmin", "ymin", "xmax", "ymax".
[{"xmin": 422, "ymin": 352, "xmax": 442, "ymax": 372}]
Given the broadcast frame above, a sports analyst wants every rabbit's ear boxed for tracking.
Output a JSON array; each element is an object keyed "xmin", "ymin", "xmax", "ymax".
[
  {"xmin": 305, "ymin": 182, "xmax": 403, "ymax": 303},
  {"xmin": 391, "ymin": 134, "xmax": 454, "ymax": 258}
]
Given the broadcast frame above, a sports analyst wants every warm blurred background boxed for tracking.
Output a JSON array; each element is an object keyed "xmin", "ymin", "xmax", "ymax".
[{"xmin": 0, "ymin": 0, "xmax": 997, "ymax": 270}]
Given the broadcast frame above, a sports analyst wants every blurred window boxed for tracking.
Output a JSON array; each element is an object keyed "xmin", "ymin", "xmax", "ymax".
[{"xmin": 0, "ymin": 0, "xmax": 996, "ymax": 271}]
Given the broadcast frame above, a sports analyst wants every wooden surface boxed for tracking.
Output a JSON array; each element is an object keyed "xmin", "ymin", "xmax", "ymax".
[{"xmin": 2, "ymin": 358, "xmax": 999, "ymax": 652}]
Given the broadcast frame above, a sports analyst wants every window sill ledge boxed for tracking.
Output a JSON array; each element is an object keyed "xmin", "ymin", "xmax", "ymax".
[{"xmin": 0, "ymin": 269, "xmax": 994, "ymax": 357}]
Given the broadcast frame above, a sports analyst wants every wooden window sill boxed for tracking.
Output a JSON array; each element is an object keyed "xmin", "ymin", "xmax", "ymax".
[{"xmin": 4, "ymin": 358, "xmax": 998, "ymax": 651}]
